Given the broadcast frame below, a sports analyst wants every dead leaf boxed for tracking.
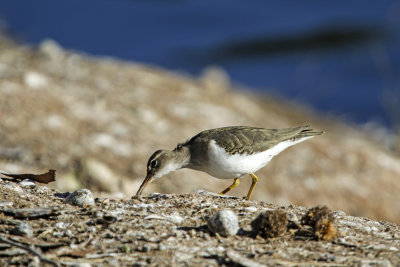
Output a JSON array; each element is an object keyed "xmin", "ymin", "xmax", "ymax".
[{"xmin": 0, "ymin": 169, "xmax": 56, "ymax": 184}]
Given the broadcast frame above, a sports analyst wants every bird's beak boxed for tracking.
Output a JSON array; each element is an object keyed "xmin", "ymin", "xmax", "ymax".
[{"xmin": 134, "ymin": 173, "xmax": 153, "ymax": 198}]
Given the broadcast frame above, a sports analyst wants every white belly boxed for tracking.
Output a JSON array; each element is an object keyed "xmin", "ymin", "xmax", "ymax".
[{"xmin": 203, "ymin": 137, "xmax": 313, "ymax": 179}]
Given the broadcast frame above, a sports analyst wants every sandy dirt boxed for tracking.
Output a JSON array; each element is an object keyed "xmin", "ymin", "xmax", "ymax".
[
  {"xmin": 0, "ymin": 179, "xmax": 399, "ymax": 266},
  {"xmin": 0, "ymin": 33, "xmax": 400, "ymax": 224}
]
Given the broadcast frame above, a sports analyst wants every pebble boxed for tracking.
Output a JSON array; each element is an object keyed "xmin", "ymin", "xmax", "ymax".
[
  {"xmin": 65, "ymin": 189, "xmax": 95, "ymax": 207},
  {"xmin": 2, "ymin": 183, "xmax": 24, "ymax": 193},
  {"xmin": 244, "ymin": 206, "xmax": 258, "ymax": 213},
  {"xmin": 87, "ymin": 226, "xmax": 97, "ymax": 233},
  {"xmin": 165, "ymin": 215, "xmax": 184, "ymax": 224},
  {"xmin": 35, "ymin": 185, "xmax": 52, "ymax": 194},
  {"xmin": 65, "ymin": 229, "xmax": 73, "ymax": 237},
  {"xmin": 18, "ymin": 179, "xmax": 36, "ymax": 188},
  {"xmin": 11, "ymin": 222, "xmax": 33, "ymax": 237},
  {"xmin": 39, "ymin": 38, "xmax": 65, "ymax": 62},
  {"xmin": 54, "ymin": 222, "xmax": 68, "ymax": 229},
  {"xmin": 0, "ymin": 200, "xmax": 13, "ymax": 207},
  {"xmin": 23, "ymin": 71, "xmax": 48, "ymax": 89},
  {"xmin": 94, "ymin": 211, "xmax": 104, "ymax": 218},
  {"xmin": 207, "ymin": 209, "xmax": 239, "ymax": 237}
]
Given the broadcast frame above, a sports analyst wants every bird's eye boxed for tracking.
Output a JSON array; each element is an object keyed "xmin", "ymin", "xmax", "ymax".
[{"xmin": 150, "ymin": 160, "xmax": 158, "ymax": 168}]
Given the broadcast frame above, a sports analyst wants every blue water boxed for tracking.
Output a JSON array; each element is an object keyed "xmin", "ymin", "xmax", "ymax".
[{"xmin": 0, "ymin": 0, "xmax": 399, "ymax": 126}]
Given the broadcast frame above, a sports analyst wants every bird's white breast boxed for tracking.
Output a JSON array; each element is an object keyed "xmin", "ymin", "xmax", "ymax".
[{"xmin": 204, "ymin": 137, "xmax": 313, "ymax": 179}]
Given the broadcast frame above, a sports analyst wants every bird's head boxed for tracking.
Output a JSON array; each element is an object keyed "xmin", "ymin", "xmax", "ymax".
[{"xmin": 134, "ymin": 145, "xmax": 189, "ymax": 197}]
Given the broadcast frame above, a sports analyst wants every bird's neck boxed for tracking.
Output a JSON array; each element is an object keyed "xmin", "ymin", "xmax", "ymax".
[{"xmin": 171, "ymin": 146, "xmax": 191, "ymax": 169}]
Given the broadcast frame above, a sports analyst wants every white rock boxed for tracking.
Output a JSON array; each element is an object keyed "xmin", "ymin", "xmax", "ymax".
[
  {"xmin": 18, "ymin": 179, "xmax": 36, "ymax": 188},
  {"xmin": 24, "ymin": 71, "xmax": 48, "ymax": 89},
  {"xmin": 65, "ymin": 189, "xmax": 95, "ymax": 207},
  {"xmin": 244, "ymin": 206, "xmax": 258, "ymax": 213},
  {"xmin": 0, "ymin": 200, "xmax": 13, "ymax": 207},
  {"xmin": 39, "ymin": 39, "xmax": 65, "ymax": 61},
  {"xmin": 208, "ymin": 209, "xmax": 239, "ymax": 237},
  {"xmin": 54, "ymin": 222, "xmax": 68, "ymax": 229},
  {"xmin": 87, "ymin": 226, "xmax": 96, "ymax": 233},
  {"xmin": 11, "ymin": 222, "xmax": 33, "ymax": 237},
  {"xmin": 165, "ymin": 215, "xmax": 184, "ymax": 224},
  {"xmin": 3, "ymin": 183, "xmax": 24, "ymax": 193},
  {"xmin": 65, "ymin": 230, "xmax": 73, "ymax": 237},
  {"xmin": 45, "ymin": 114, "xmax": 66, "ymax": 129}
]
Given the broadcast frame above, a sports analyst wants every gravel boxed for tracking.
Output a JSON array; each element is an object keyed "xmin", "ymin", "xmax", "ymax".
[{"xmin": 0, "ymin": 180, "xmax": 399, "ymax": 266}]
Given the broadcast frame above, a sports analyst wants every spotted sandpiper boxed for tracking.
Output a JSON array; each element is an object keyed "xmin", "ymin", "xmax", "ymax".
[{"xmin": 135, "ymin": 125, "xmax": 323, "ymax": 199}]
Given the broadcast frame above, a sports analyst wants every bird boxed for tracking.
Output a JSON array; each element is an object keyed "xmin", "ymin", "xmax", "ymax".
[{"xmin": 134, "ymin": 125, "xmax": 323, "ymax": 199}]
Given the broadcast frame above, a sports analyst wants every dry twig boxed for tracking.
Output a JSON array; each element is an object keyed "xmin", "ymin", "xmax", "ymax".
[{"xmin": 0, "ymin": 235, "xmax": 59, "ymax": 267}]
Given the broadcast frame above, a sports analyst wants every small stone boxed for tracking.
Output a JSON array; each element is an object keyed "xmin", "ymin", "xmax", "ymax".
[
  {"xmin": 23, "ymin": 71, "xmax": 48, "ymax": 89},
  {"xmin": 104, "ymin": 232, "xmax": 114, "ymax": 238},
  {"xmin": 54, "ymin": 222, "xmax": 68, "ymax": 229},
  {"xmin": 165, "ymin": 215, "xmax": 184, "ymax": 224},
  {"xmin": 39, "ymin": 39, "xmax": 65, "ymax": 62},
  {"xmin": 0, "ymin": 200, "xmax": 13, "ymax": 207},
  {"xmin": 65, "ymin": 189, "xmax": 95, "ymax": 207},
  {"xmin": 94, "ymin": 211, "xmax": 103, "ymax": 218},
  {"xmin": 18, "ymin": 179, "xmax": 36, "ymax": 188},
  {"xmin": 65, "ymin": 229, "xmax": 73, "ymax": 237},
  {"xmin": 53, "ymin": 231, "xmax": 63, "ymax": 237},
  {"xmin": 251, "ymin": 209, "xmax": 288, "ymax": 238},
  {"xmin": 35, "ymin": 186, "xmax": 52, "ymax": 194},
  {"xmin": 3, "ymin": 183, "xmax": 24, "ymax": 193},
  {"xmin": 244, "ymin": 206, "xmax": 258, "ymax": 213},
  {"xmin": 97, "ymin": 214, "xmax": 118, "ymax": 224},
  {"xmin": 208, "ymin": 209, "xmax": 239, "ymax": 237},
  {"xmin": 28, "ymin": 256, "xmax": 40, "ymax": 267},
  {"xmin": 11, "ymin": 222, "xmax": 33, "ymax": 237}
]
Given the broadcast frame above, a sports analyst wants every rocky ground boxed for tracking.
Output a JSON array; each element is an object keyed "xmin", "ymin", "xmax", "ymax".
[
  {"xmin": 0, "ymin": 179, "xmax": 399, "ymax": 266},
  {"xmin": 0, "ymin": 33, "xmax": 399, "ymax": 223},
  {"xmin": 0, "ymin": 32, "xmax": 400, "ymax": 265}
]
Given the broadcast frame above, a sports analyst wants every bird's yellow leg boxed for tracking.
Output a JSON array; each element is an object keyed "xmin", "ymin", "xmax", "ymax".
[
  {"xmin": 219, "ymin": 178, "xmax": 240, "ymax": 195},
  {"xmin": 246, "ymin": 173, "xmax": 259, "ymax": 200}
]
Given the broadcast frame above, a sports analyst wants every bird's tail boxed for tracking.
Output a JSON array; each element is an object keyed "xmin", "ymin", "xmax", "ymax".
[{"xmin": 296, "ymin": 125, "xmax": 324, "ymax": 137}]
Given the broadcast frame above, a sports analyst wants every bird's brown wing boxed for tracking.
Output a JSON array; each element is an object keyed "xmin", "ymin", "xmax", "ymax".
[{"xmin": 188, "ymin": 126, "xmax": 322, "ymax": 155}]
